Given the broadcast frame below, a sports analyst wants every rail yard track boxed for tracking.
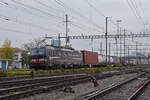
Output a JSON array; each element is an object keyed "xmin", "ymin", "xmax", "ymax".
[
  {"xmin": 0, "ymin": 73, "xmax": 87, "ymax": 88},
  {"xmin": 0, "ymin": 67, "xmax": 147, "ymax": 100},
  {"xmin": 0, "ymin": 66, "xmax": 146, "ymax": 82},
  {"xmin": 0, "ymin": 71, "xmax": 85, "ymax": 82},
  {"xmin": 128, "ymin": 78, "xmax": 150, "ymax": 100},
  {"xmin": 0, "ymin": 73, "xmax": 90, "ymax": 100},
  {"xmin": 74, "ymin": 72, "xmax": 150, "ymax": 100}
]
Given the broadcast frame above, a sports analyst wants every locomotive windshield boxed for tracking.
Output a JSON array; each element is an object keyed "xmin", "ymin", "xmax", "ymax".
[{"xmin": 31, "ymin": 48, "xmax": 45, "ymax": 55}]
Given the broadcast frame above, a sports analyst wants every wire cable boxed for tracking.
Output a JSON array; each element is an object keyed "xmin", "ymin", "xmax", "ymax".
[
  {"xmin": 54, "ymin": 0, "xmax": 104, "ymax": 31},
  {"xmin": 11, "ymin": 0, "xmax": 63, "ymax": 20},
  {"xmin": 126, "ymin": 0, "xmax": 145, "ymax": 25},
  {"xmin": 0, "ymin": 14, "xmax": 58, "ymax": 32},
  {"xmin": 84, "ymin": 0, "xmax": 117, "ymax": 27}
]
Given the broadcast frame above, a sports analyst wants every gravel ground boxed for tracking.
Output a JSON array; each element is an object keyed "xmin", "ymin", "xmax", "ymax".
[
  {"xmin": 137, "ymin": 84, "xmax": 150, "ymax": 100},
  {"xmin": 100, "ymin": 76, "xmax": 146, "ymax": 100},
  {"xmin": 19, "ymin": 73, "xmax": 137, "ymax": 100}
]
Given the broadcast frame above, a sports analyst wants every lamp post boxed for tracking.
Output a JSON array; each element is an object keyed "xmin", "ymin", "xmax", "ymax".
[
  {"xmin": 105, "ymin": 17, "xmax": 108, "ymax": 65},
  {"xmin": 116, "ymin": 20, "xmax": 122, "ymax": 64}
]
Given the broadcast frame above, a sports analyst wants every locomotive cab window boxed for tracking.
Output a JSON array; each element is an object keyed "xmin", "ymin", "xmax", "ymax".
[{"xmin": 31, "ymin": 48, "xmax": 45, "ymax": 55}]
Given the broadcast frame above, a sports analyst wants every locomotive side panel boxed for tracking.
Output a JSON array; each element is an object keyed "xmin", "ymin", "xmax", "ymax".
[{"xmin": 30, "ymin": 46, "xmax": 83, "ymax": 69}]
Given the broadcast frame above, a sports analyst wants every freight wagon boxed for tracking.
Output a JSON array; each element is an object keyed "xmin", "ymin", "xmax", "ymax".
[{"xmin": 30, "ymin": 45, "xmax": 105, "ymax": 69}]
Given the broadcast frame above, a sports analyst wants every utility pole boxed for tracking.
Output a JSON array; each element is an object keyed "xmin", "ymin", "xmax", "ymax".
[
  {"xmin": 120, "ymin": 27, "xmax": 122, "ymax": 64},
  {"xmin": 139, "ymin": 49, "xmax": 142, "ymax": 64},
  {"xmin": 109, "ymin": 42, "xmax": 111, "ymax": 64},
  {"xmin": 65, "ymin": 14, "xmax": 69, "ymax": 47},
  {"xmin": 148, "ymin": 54, "xmax": 150, "ymax": 64},
  {"xmin": 58, "ymin": 33, "xmax": 61, "ymax": 48},
  {"xmin": 91, "ymin": 38, "xmax": 93, "ymax": 52},
  {"xmin": 128, "ymin": 47, "xmax": 129, "ymax": 64},
  {"xmin": 105, "ymin": 17, "xmax": 108, "ymax": 65},
  {"xmin": 115, "ymin": 38, "xmax": 118, "ymax": 57},
  {"xmin": 100, "ymin": 42, "xmax": 102, "ymax": 54},
  {"xmin": 116, "ymin": 20, "xmax": 122, "ymax": 58},
  {"xmin": 124, "ymin": 29, "xmax": 126, "ymax": 64},
  {"xmin": 136, "ymin": 42, "xmax": 138, "ymax": 65}
]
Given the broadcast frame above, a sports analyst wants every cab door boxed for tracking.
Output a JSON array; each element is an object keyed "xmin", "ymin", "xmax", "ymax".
[{"xmin": 2, "ymin": 61, "xmax": 6, "ymax": 70}]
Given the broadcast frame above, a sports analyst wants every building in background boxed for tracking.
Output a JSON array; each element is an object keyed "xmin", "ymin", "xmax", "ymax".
[
  {"xmin": 51, "ymin": 40, "xmax": 61, "ymax": 47},
  {"xmin": 11, "ymin": 48, "xmax": 23, "ymax": 69}
]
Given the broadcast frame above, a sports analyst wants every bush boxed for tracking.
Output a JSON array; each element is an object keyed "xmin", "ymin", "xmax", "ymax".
[
  {"xmin": 7, "ymin": 70, "xmax": 31, "ymax": 76},
  {"xmin": 1, "ymin": 66, "xmax": 133, "ymax": 77},
  {"xmin": 35, "ymin": 70, "xmax": 49, "ymax": 74},
  {"xmin": 0, "ymin": 70, "xmax": 8, "ymax": 77},
  {"xmin": 94, "ymin": 69, "xmax": 101, "ymax": 73}
]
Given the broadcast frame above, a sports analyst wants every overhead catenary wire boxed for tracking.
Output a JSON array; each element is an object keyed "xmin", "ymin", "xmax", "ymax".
[
  {"xmin": 84, "ymin": 0, "xmax": 105, "ymax": 17},
  {"xmin": 0, "ymin": 0, "xmax": 138, "ymax": 37},
  {"xmin": 0, "ymin": 0, "xmax": 102, "ymax": 37},
  {"xmin": 0, "ymin": 27, "xmax": 34, "ymax": 35},
  {"xmin": 84, "ymin": 0, "xmax": 117, "ymax": 28},
  {"xmin": 0, "ymin": 14, "xmax": 59, "ymax": 32},
  {"xmin": 0, "ymin": 0, "xmax": 65, "ymax": 33},
  {"xmin": 32, "ymin": 0, "xmax": 64, "ymax": 16},
  {"xmin": 0, "ymin": 1, "xmax": 52, "ymax": 21},
  {"xmin": 53, "ymin": 0, "xmax": 104, "ymax": 31},
  {"xmin": 126, "ymin": 0, "xmax": 145, "ymax": 26},
  {"xmin": 131, "ymin": 0, "xmax": 145, "ymax": 25},
  {"xmin": 33, "ymin": 0, "xmax": 104, "ymax": 34},
  {"xmin": 71, "ymin": 22, "xmax": 102, "ymax": 33},
  {"xmin": 0, "ymin": 1, "xmax": 64, "ymax": 25},
  {"xmin": 0, "ymin": 26, "xmax": 58, "ymax": 36},
  {"xmin": 71, "ymin": 23, "xmax": 97, "ymax": 34},
  {"xmin": 11, "ymin": 0, "xmax": 64, "ymax": 20},
  {"xmin": 8, "ymin": 0, "xmax": 103, "ymax": 34},
  {"xmin": 138, "ymin": 0, "xmax": 145, "ymax": 15}
]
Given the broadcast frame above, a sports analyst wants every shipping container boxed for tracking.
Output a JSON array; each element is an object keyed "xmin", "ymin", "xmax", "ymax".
[{"xmin": 81, "ymin": 50, "xmax": 99, "ymax": 65}]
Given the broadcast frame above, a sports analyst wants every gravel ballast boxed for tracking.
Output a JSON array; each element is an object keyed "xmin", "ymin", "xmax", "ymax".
[{"xmin": 19, "ymin": 73, "xmax": 137, "ymax": 100}]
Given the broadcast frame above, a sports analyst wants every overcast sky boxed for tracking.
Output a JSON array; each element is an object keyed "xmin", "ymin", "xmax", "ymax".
[{"xmin": 0, "ymin": 0, "xmax": 150, "ymax": 55}]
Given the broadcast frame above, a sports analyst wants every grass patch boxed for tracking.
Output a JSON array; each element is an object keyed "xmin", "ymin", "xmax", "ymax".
[
  {"xmin": 7, "ymin": 70, "xmax": 31, "ymax": 76},
  {"xmin": 0, "ymin": 70, "xmax": 8, "ymax": 77},
  {"xmin": 0, "ymin": 66, "xmax": 135, "ymax": 77}
]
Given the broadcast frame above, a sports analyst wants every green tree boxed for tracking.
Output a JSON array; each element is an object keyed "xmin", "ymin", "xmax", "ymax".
[
  {"xmin": 23, "ymin": 37, "xmax": 45, "ymax": 53},
  {"xmin": 0, "ymin": 40, "xmax": 14, "ymax": 65},
  {"xmin": 21, "ymin": 51, "xmax": 30, "ymax": 67},
  {"xmin": 22, "ymin": 37, "xmax": 44, "ymax": 67}
]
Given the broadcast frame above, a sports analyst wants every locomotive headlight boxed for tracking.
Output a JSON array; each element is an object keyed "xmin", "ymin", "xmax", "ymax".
[
  {"xmin": 32, "ymin": 59, "xmax": 36, "ymax": 61},
  {"xmin": 39, "ymin": 59, "xmax": 47, "ymax": 62},
  {"xmin": 39, "ymin": 59, "xmax": 44, "ymax": 61}
]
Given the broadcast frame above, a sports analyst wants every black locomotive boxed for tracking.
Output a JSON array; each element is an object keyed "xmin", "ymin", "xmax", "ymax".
[{"xmin": 30, "ymin": 45, "xmax": 83, "ymax": 69}]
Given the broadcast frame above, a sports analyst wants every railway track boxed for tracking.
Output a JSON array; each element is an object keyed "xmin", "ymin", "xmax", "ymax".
[
  {"xmin": 0, "ymin": 71, "xmax": 84, "ymax": 82},
  {"xmin": 0, "ymin": 74, "xmax": 90, "ymax": 100},
  {"xmin": 0, "ymin": 66, "xmax": 145, "ymax": 82},
  {"xmin": 129, "ymin": 77, "xmax": 150, "ymax": 100},
  {"xmin": 0, "ymin": 73, "xmax": 87, "ymax": 88},
  {"xmin": 0, "ymin": 68, "xmax": 142, "ymax": 89},
  {"xmin": 128, "ymin": 78, "xmax": 150, "ymax": 100},
  {"xmin": 0, "ymin": 67, "xmax": 147, "ymax": 100},
  {"xmin": 74, "ymin": 72, "xmax": 149, "ymax": 100}
]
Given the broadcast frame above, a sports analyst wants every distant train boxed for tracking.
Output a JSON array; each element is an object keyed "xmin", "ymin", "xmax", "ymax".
[{"xmin": 30, "ymin": 45, "xmax": 105, "ymax": 69}]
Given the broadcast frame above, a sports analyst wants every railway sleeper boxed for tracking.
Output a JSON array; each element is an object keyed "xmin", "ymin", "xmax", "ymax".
[{"xmin": 0, "ymin": 76, "xmax": 89, "ymax": 95}]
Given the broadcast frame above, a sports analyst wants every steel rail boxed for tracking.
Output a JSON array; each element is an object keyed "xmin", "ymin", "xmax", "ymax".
[
  {"xmin": 128, "ymin": 79, "xmax": 150, "ymax": 100},
  {"xmin": 0, "ymin": 75, "xmax": 89, "ymax": 95},
  {"xmin": 0, "ymin": 74, "xmax": 86, "ymax": 88},
  {"xmin": 0, "ymin": 76, "xmax": 90, "ymax": 100},
  {"xmin": 0, "ymin": 72, "xmax": 84, "ymax": 82},
  {"xmin": 74, "ymin": 73, "xmax": 145, "ymax": 100}
]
